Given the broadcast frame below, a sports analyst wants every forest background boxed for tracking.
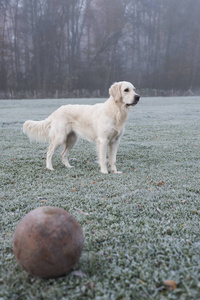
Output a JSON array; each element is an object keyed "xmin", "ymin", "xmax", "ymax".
[{"xmin": 0, "ymin": 0, "xmax": 200, "ymax": 98}]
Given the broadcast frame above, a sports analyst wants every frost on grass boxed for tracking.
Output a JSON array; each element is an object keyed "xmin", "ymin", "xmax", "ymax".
[{"xmin": 1, "ymin": 97, "xmax": 200, "ymax": 299}]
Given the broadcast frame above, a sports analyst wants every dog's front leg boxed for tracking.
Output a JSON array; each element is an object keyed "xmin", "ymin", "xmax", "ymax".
[
  {"xmin": 97, "ymin": 138, "xmax": 108, "ymax": 174},
  {"xmin": 109, "ymin": 138, "xmax": 122, "ymax": 173}
]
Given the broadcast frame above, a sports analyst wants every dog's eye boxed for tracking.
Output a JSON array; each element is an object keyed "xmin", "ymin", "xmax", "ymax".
[{"xmin": 124, "ymin": 88, "xmax": 129, "ymax": 92}]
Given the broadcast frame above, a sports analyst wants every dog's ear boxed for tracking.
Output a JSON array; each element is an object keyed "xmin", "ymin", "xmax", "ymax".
[{"xmin": 109, "ymin": 82, "xmax": 121, "ymax": 102}]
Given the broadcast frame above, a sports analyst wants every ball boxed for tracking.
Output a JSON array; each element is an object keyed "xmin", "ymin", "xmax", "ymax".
[{"xmin": 13, "ymin": 206, "xmax": 84, "ymax": 278}]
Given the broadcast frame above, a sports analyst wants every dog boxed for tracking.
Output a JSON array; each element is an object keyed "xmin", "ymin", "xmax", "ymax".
[{"xmin": 23, "ymin": 81, "xmax": 140, "ymax": 173}]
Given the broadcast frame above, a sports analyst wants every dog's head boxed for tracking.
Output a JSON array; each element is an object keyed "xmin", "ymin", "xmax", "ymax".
[{"xmin": 109, "ymin": 81, "xmax": 140, "ymax": 107}]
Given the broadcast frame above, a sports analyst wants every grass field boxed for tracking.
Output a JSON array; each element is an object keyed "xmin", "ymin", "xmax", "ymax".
[{"xmin": 0, "ymin": 96, "xmax": 200, "ymax": 300}]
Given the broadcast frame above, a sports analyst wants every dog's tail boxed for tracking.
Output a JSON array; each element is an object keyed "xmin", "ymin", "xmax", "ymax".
[{"xmin": 23, "ymin": 118, "xmax": 51, "ymax": 143}]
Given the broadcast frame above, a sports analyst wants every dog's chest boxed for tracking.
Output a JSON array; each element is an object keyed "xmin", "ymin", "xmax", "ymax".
[
  {"xmin": 106, "ymin": 113, "xmax": 127, "ymax": 141},
  {"xmin": 107, "ymin": 126, "xmax": 124, "ymax": 142}
]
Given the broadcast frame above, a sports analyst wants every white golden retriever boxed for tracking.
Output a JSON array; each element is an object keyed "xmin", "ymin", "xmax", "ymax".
[{"xmin": 23, "ymin": 81, "xmax": 140, "ymax": 173}]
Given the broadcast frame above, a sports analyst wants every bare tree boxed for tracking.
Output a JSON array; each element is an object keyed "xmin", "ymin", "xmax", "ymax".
[{"xmin": 0, "ymin": 0, "xmax": 200, "ymax": 97}]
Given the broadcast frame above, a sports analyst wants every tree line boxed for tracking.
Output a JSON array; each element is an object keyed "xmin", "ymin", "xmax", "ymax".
[{"xmin": 0, "ymin": 0, "xmax": 200, "ymax": 98}]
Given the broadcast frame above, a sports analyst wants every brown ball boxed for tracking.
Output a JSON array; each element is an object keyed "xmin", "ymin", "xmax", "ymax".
[{"xmin": 13, "ymin": 206, "xmax": 84, "ymax": 278}]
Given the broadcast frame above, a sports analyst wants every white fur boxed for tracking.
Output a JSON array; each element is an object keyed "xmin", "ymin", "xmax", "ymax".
[{"xmin": 23, "ymin": 81, "xmax": 140, "ymax": 173}]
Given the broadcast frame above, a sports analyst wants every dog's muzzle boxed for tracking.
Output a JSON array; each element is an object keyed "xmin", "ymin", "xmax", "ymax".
[{"xmin": 126, "ymin": 94, "xmax": 140, "ymax": 106}]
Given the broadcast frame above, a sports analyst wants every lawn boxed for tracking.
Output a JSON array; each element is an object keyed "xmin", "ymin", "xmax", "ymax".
[{"xmin": 0, "ymin": 96, "xmax": 200, "ymax": 299}]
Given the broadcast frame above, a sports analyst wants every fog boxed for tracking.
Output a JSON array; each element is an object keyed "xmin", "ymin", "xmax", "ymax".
[{"xmin": 0, "ymin": 0, "xmax": 200, "ymax": 98}]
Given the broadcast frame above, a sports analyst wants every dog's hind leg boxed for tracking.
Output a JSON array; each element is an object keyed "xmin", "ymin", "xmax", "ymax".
[
  {"xmin": 62, "ymin": 132, "xmax": 77, "ymax": 168},
  {"xmin": 46, "ymin": 135, "xmax": 65, "ymax": 170}
]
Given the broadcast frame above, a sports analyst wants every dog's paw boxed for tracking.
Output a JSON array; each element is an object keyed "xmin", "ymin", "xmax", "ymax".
[
  {"xmin": 101, "ymin": 169, "xmax": 108, "ymax": 174},
  {"xmin": 64, "ymin": 164, "xmax": 74, "ymax": 168},
  {"xmin": 111, "ymin": 170, "xmax": 123, "ymax": 174},
  {"xmin": 46, "ymin": 167, "xmax": 54, "ymax": 171}
]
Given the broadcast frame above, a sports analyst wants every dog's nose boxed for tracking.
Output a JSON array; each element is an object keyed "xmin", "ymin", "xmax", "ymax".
[{"xmin": 134, "ymin": 94, "xmax": 140, "ymax": 102}]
